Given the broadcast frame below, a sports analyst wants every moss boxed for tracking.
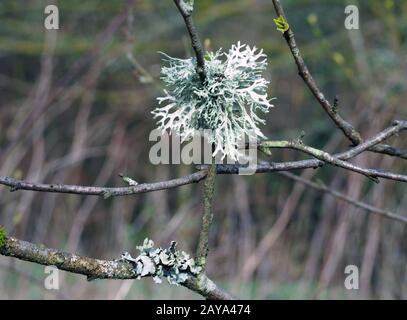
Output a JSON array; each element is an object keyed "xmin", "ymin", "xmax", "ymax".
[{"xmin": 0, "ymin": 226, "xmax": 6, "ymax": 249}]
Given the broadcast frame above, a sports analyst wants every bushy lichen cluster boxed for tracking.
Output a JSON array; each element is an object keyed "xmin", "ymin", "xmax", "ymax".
[
  {"xmin": 153, "ymin": 42, "xmax": 273, "ymax": 161},
  {"xmin": 121, "ymin": 238, "xmax": 201, "ymax": 285}
]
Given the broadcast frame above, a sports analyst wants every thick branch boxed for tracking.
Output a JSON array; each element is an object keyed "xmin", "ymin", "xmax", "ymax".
[
  {"xmin": 271, "ymin": 0, "xmax": 407, "ymax": 160},
  {"xmin": 0, "ymin": 236, "xmax": 234, "ymax": 300},
  {"xmin": 215, "ymin": 160, "xmax": 407, "ymax": 183}
]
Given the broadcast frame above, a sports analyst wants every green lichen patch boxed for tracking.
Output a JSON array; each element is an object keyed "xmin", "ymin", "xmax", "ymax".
[
  {"xmin": 0, "ymin": 226, "xmax": 7, "ymax": 249},
  {"xmin": 274, "ymin": 15, "xmax": 289, "ymax": 33}
]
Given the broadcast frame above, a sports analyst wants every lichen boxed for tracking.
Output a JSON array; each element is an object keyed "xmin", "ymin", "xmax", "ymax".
[
  {"xmin": 0, "ymin": 226, "xmax": 7, "ymax": 249},
  {"xmin": 179, "ymin": 0, "xmax": 194, "ymax": 14},
  {"xmin": 121, "ymin": 238, "xmax": 202, "ymax": 285},
  {"xmin": 153, "ymin": 42, "xmax": 274, "ymax": 161},
  {"xmin": 197, "ymin": 273, "xmax": 216, "ymax": 292}
]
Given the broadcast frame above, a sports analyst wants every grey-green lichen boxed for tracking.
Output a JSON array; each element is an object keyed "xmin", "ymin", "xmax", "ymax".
[
  {"xmin": 196, "ymin": 273, "xmax": 216, "ymax": 293},
  {"xmin": 121, "ymin": 238, "xmax": 202, "ymax": 285},
  {"xmin": 153, "ymin": 42, "xmax": 274, "ymax": 161},
  {"xmin": 49, "ymin": 252, "xmax": 66, "ymax": 266},
  {"xmin": 179, "ymin": 0, "xmax": 194, "ymax": 14},
  {"xmin": 0, "ymin": 226, "xmax": 6, "ymax": 249}
]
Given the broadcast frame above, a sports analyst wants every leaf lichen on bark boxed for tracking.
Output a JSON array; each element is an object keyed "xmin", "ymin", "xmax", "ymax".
[
  {"xmin": 49, "ymin": 251, "xmax": 66, "ymax": 266},
  {"xmin": 120, "ymin": 238, "xmax": 202, "ymax": 285}
]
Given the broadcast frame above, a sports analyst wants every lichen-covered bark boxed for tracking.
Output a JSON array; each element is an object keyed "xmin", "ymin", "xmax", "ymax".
[
  {"xmin": 195, "ymin": 162, "xmax": 216, "ymax": 270},
  {"xmin": 184, "ymin": 274, "xmax": 235, "ymax": 300},
  {"xmin": 0, "ymin": 236, "xmax": 234, "ymax": 300},
  {"xmin": 0, "ymin": 226, "xmax": 6, "ymax": 249},
  {"xmin": 0, "ymin": 170, "xmax": 207, "ymax": 198},
  {"xmin": 259, "ymin": 138, "xmax": 407, "ymax": 183},
  {"xmin": 1, "ymin": 237, "xmax": 136, "ymax": 279}
]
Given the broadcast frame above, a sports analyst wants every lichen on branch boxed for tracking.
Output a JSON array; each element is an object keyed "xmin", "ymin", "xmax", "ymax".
[
  {"xmin": 0, "ymin": 226, "xmax": 6, "ymax": 249},
  {"xmin": 120, "ymin": 238, "xmax": 202, "ymax": 285},
  {"xmin": 153, "ymin": 42, "xmax": 274, "ymax": 161}
]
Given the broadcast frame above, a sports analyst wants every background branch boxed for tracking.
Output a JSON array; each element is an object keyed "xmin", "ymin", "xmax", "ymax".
[
  {"xmin": 0, "ymin": 171, "xmax": 207, "ymax": 198},
  {"xmin": 271, "ymin": 0, "xmax": 407, "ymax": 160},
  {"xmin": 279, "ymin": 172, "xmax": 407, "ymax": 224}
]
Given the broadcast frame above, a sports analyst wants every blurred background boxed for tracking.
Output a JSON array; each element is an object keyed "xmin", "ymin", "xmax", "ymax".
[{"xmin": 0, "ymin": 0, "xmax": 406, "ymax": 299}]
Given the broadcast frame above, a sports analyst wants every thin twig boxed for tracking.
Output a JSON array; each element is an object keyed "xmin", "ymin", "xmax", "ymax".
[
  {"xmin": 336, "ymin": 120, "xmax": 407, "ymax": 159},
  {"xmin": 260, "ymin": 139, "xmax": 381, "ymax": 183},
  {"xmin": 215, "ymin": 160, "xmax": 407, "ymax": 183},
  {"xmin": 173, "ymin": 0, "xmax": 206, "ymax": 82},
  {"xmin": 279, "ymin": 172, "xmax": 407, "ymax": 224},
  {"xmin": 0, "ymin": 171, "xmax": 207, "ymax": 198},
  {"xmin": 195, "ymin": 163, "xmax": 216, "ymax": 270},
  {"xmin": 271, "ymin": 0, "xmax": 407, "ymax": 160}
]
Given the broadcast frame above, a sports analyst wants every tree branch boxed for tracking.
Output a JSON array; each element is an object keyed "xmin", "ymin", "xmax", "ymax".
[
  {"xmin": 271, "ymin": 0, "xmax": 407, "ymax": 160},
  {"xmin": 2, "ymin": 122, "xmax": 404, "ymax": 198},
  {"xmin": 215, "ymin": 160, "xmax": 407, "ymax": 183},
  {"xmin": 260, "ymin": 139, "xmax": 381, "ymax": 183},
  {"xmin": 257, "ymin": 120, "xmax": 407, "ymax": 183},
  {"xmin": 218, "ymin": 120, "xmax": 407, "ymax": 182},
  {"xmin": 0, "ymin": 236, "xmax": 234, "ymax": 300},
  {"xmin": 335, "ymin": 120, "xmax": 407, "ymax": 159},
  {"xmin": 279, "ymin": 172, "xmax": 407, "ymax": 224},
  {"xmin": 0, "ymin": 170, "xmax": 207, "ymax": 198},
  {"xmin": 195, "ymin": 163, "xmax": 216, "ymax": 270},
  {"xmin": 173, "ymin": 0, "xmax": 218, "ymax": 275},
  {"xmin": 173, "ymin": 0, "xmax": 206, "ymax": 82}
]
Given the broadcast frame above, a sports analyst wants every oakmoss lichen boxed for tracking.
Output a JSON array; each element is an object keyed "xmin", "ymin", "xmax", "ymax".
[
  {"xmin": 0, "ymin": 226, "xmax": 7, "ymax": 249},
  {"xmin": 153, "ymin": 42, "xmax": 274, "ymax": 161}
]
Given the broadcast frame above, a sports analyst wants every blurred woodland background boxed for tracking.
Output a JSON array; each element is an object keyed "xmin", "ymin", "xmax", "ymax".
[{"xmin": 0, "ymin": 0, "xmax": 406, "ymax": 299}]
